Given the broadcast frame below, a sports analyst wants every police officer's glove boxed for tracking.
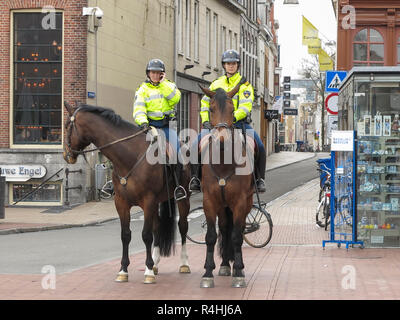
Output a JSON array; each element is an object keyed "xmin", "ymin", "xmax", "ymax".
[
  {"xmin": 203, "ymin": 121, "xmax": 212, "ymax": 130},
  {"xmin": 139, "ymin": 123, "xmax": 149, "ymax": 130},
  {"xmin": 233, "ymin": 116, "xmax": 237, "ymax": 123}
]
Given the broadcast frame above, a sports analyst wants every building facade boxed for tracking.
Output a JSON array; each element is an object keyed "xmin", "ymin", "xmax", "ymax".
[{"xmin": 335, "ymin": 0, "xmax": 400, "ymax": 70}]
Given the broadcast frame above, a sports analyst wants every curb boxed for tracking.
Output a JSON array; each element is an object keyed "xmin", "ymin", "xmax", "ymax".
[
  {"xmin": 0, "ymin": 217, "xmax": 119, "ymax": 236},
  {"xmin": 266, "ymin": 153, "xmax": 317, "ymax": 172}
]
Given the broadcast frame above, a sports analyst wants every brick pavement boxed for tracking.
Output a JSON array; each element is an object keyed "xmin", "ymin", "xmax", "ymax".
[{"xmin": 2, "ymin": 178, "xmax": 400, "ymax": 300}]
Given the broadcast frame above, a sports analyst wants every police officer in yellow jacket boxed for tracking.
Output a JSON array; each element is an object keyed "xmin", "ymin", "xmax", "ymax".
[
  {"xmin": 189, "ymin": 50, "xmax": 267, "ymax": 193},
  {"xmin": 133, "ymin": 58, "xmax": 186, "ymax": 200}
]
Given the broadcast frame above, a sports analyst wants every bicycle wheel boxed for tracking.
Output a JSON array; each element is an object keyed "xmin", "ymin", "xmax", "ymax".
[
  {"xmin": 186, "ymin": 206, "xmax": 207, "ymax": 244},
  {"xmin": 324, "ymin": 201, "xmax": 331, "ymax": 231},
  {"xmin": 243, "ymin": 204, "xmax": 273, "ymax": 248},
  {"xmin": 316, "ymin": 197, "xmax": 326, "ymax": 228},
  {"xmin": 338, "ymin": 195, "xmax": 353, "ymax": 227},
  {"xmin": 100, "ymin": 181, "xmax": 114, "ymax": 199}
]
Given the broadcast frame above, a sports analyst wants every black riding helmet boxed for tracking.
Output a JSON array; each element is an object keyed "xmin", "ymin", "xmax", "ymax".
[
  {"xmin": 221, "ymin": 49, "xmax": 241, "ymax": 66},
  {"xmin": 146, "ymin": 59, "xmax": 165, "ymax": 75}
]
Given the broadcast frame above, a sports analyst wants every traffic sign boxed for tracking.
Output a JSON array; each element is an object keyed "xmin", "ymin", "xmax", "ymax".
[
  {"xmin": 325, "ymin": 71, "xmax": 347, "ymax": 93},
  {"xmin": 325, "ymin": 92, "xmax": 338, "ymax": 115}
]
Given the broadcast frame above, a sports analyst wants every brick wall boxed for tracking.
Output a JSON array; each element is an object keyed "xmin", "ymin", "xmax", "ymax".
[{"xmin": 0, "ymin": 0, "xmax": 88, "ymax": 148}]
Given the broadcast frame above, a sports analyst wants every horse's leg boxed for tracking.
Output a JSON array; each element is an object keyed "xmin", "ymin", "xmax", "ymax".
[
  {"xmin": 218, "ymin": 208, "xmax": 233, "ymax": 276},
  {"xmin": 200, "ymin": 201, "xmax": 220, "ymax": 288},
  {"xmin": 142, "ymin": 198, "xmax": 158, "ymax": 284},
  {"xmin": 177, "ymin": 197, "xmax": 191, "ymax": 273},
  {"xmin": 152, "ymin": 214, "xmax": 161, "ymax": 275},
  {"xmin": 114, "ymin": 195, "xmax": 132, "ymax": 282},
  {"xmin": 231, "ymin": 196, "xmax": 253, "ymax": 288}
]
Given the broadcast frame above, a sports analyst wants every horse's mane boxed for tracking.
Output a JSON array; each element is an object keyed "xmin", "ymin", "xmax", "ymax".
[
  {"xmin": 214, "ymin": 88, "xmax": 228, "ymax": 112},
  {"xmin": 78, "ymin": 104, "xmax": 137, "ymax": 130}
]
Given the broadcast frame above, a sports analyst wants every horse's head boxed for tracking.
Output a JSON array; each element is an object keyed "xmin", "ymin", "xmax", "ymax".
[
  {"xmin": 63, "ymin": 101, "xmax": 91, "ymax": 164},
  {"xmin": 200, "ymin": 84, "xmax": 241, "ymax": 143}
]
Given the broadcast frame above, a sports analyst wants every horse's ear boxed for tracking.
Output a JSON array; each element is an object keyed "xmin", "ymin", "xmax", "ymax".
[
  {"xmin": 227, "ymin": 83, "xmax": 241, "ymax": 99},
  {"xmin": 64, "ymin": 101, "xmax": 75, "ymax": 116},
  {"xmin": 199, "ymin": 85, "xmax": 216, "ymax": 98}
]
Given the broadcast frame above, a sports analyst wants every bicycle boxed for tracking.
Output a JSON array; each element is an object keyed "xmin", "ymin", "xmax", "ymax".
[
  {"xmin": 100, "ymin": 180, "xmax": 114, "ymax": 199},
  {"xmin": 186, "ymin": 201, "xmax": 273, "ymax": 248},
  {"xmin": 316, "ymin": 164, "xmax": 331, "ymax": 230}
]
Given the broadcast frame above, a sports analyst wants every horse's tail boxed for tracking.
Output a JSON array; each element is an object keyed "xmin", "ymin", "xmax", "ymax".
[
  {"xmin": 218, "ymin": 207, "xmax": 234, "ymax": 262},
  {"xmin": 158, "ymin": 198, "xmax": 176, "ymax": 257}
]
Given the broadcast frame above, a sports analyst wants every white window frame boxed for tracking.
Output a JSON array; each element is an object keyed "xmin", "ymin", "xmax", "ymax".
[{"xmin": 194, "ymin": 0, "xmax": 199, "ymax": 62}]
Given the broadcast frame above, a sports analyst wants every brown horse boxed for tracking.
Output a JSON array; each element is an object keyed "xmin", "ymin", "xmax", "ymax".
[
  {"xmin": 198, "ymin": 86, "xmax": 255, "ymax": 288},
  {"xmin": 63, "ymin": 102, "xmax": 191, "ymax": 284}
]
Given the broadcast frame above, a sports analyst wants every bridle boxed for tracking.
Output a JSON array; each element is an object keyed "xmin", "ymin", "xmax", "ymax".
[{"xmin": 65, "ymin": 107, "xmax": 148, "ymax": 159}]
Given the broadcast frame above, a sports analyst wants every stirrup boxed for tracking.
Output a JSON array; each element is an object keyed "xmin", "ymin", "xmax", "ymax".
[
  {"xmin": 189, "ymin": 176, "xmax": 201, "ymax": 192},
  {"xmin": 174, "ymin": 185, "xmax": 187, "ymax": 201}
]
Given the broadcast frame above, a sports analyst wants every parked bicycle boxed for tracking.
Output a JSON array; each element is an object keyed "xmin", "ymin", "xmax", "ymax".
[
  {"xmin": 186, "ymin": 201, "xmax": 273, "ymax": 248},
  {"xmin": 316, "ymin": 163, "xmax": 331, "ymax": 230},
  {"xmin": 100, "ymin": 180, "xmax": 114, "ymax": 199}
]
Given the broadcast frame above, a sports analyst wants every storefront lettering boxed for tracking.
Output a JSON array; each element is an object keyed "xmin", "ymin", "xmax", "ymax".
[{"xmin": 0, "ymin": 165, "xmax": 47, "ymax": 181}]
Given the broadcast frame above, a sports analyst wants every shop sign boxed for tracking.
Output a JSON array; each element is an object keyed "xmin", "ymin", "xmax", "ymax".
[
  {"xmin": 0, "ymin": 165, "xmax": 47, "ymax": 182},
  {"xmin": 331, "ymin": 130, "xmax": 354, "ymax": 151}
]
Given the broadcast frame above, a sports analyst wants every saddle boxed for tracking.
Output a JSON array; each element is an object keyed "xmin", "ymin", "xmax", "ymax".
[{"xmin": 148, "ymin": 126, "xmax": 176, "ymax": 161}]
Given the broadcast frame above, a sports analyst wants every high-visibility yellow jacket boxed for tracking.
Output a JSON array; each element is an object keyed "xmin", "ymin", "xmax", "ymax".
[
  {"xmin": 200, "ymin": 72, "xmax": 254, "ymax": 123},
  {"xmin": 133, "ymin": 80, "xmax": 181, "ymax": 126}
]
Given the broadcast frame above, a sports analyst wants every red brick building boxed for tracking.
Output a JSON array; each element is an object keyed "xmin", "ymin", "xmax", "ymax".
[
  {"xmin": 335, "ymin": 0, "xmax": 400, "ymax": 70},
  {"xmin": 0, "ymin": 0, "xmax": 88, "ymax": 206}
]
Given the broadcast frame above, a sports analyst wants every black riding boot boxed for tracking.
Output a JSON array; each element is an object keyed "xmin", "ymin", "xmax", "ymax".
[
  {"xmin": 255, "ymin": 147, "xmax": 267, "ymax": 193},
  {"xmin": 189, "ymin": 163, "xmax": 201, "ymax": 192}
]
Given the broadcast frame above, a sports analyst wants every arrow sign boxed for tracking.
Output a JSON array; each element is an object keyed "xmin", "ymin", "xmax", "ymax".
[
  {"xmin": 325, "ymin": 71, "xmax": 347, "ymax": 93},
  {"xmin": 325, "ymin": 93, "xmax": 338, "ymax": 115}
]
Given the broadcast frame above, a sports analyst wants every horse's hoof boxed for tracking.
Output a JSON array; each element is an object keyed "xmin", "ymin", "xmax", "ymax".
[
  {"xmin": 179, "ymin": 265, "xmax": 191, "ymax": 273},
  {"xmin": 115, "ymin": 271, "xmax": 128, "ymax": 282},
  {"xmin": 200, "ymin": 277, "xmax": 214, "ymax": 288},
  {"xmin": 232, "ymin": 277, "xmax": 246, "ymax": 288},
  {"xmin": 153, "ymin": 266, "xmax": 158, "ymax": 275},
  {"xmin": 218, "ymin": 266, "xmax": 231, "ymax": 276},
  {"xmin": 144, "ymin": 275, "xmax": 156, "ymax": 284}
]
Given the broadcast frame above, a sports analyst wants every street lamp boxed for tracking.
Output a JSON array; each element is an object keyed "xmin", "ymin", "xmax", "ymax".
[{"xmin": 283, "ymin": 0, "xmax": 299, "ymax": 4}]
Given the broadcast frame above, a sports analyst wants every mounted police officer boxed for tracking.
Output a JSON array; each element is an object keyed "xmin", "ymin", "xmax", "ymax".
[
  {"xmin": 189, "ymin": 49, "xmax": 267, "ymax": 193},
  {"xmin": 133, "ymin": 58, "xmax": 186, "ymax": 200}
]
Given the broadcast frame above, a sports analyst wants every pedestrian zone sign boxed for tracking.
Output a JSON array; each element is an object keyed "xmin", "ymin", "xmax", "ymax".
[{"xmin": 325, "ymin": 71, "xmax": 347, "ymax": 93}]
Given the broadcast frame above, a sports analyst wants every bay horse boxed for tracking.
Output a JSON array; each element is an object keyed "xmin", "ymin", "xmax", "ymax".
[
  {"xmin": 198, "ymin": 85, "xmax": 255, "ymax": 288},
  {"xmin": 63, "ymin": 102, "xmax": 191, "ymax": 284}
]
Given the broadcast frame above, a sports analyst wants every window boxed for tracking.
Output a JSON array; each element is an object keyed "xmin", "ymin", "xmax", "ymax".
[
  {"xmin": 206, "ymin": 8, "xmax": 211, "ymax": 66},
  {"xmin": 221, "ymin": 26, "xmax": 226, "ymax": 55},
  {"xmin": 177, "ymin": 91, "xmax": 190, "ymax": 132},
  {"xmin": 185, "ymin": 0, "xmax": 191, "ymax": 58},
  {"xmin": 353, "ymin": 28, "xmax": 384, "ymax": 66},
  {"xmin": 398, "ymin": 36, "xmax": 400, "ymax": 65},
  {"xmin": 228, "ymin": 30, "xmax": 232, "ymax": 50},
  {"xmin": 212, "ymin": 13, "xmax": 218, "ymax": 68},
  {"xmin": 194, "ymin": 0, "xmax": 199, "ymax": 61},
  {"xmin": 13, "ymin": 12, "xmax": 63, "ymax": 145},
  {"xmin": 234, "ymin": 32, "xmax": 238, "ymax": 51},
  {"xmin": 177, "ymin": 0, "xmax": 183, "ymax": 53},
  {"xmin": 11, "ymin": 182, "xmax": 62, "ymax": 205}
]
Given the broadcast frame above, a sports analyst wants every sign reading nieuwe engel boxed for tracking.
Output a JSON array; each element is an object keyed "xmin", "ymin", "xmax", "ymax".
[
  {"xmin": 331, "ymin": 131, "xmax": 354, "ymax": 151},
  {"xmin": 0, "ymin": 165, "xmax": 47, "ymax": 182}
]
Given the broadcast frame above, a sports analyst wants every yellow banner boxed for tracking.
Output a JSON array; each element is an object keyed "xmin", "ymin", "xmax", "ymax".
[
  {"xmin": 308, "ymin": 38, "xmax": 322, "ymax": 55},
  {"xmin": 318, "ymin": 49, "xmax": 334, "ymax": 71},
  {"xmin": 302, "ymin": 16, "xmax": 319, "ymax": 45}
]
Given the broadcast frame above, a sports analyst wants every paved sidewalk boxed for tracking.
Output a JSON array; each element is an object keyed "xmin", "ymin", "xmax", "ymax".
[
  {"xmin": 0, "ymin": 151, "xmax": 317, "ymax": 234},
  {"xmin": 2, "ymin": 178, "xmax": 400, "ymax": 300}
]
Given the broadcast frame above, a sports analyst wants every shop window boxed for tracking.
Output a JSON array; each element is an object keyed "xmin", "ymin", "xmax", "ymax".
[
  {"xmin": 353, "ymin": 28, "xmax": 384, "ymax": 67},
  {"xmin": 177, "ymin": 91, "xmax": 190, "ymax": 132},
  {"xmin": 11, "ymin": 182, "xmax": 62, "ymax": 205},
  {"xmin": 398, "ymin": 36, "xmax": 400, "ymax": 66},
  {"xmin": 12, "ymin": 12, "xmax": 63, "ymax": 145}
]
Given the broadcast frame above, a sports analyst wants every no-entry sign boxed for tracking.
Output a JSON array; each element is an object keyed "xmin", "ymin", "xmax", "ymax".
[{"xmin": 325, "ymin": 93, "xmax": 338, "ymax": 115}]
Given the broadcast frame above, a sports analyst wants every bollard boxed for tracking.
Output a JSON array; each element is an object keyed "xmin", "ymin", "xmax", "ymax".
[{"xmin": 0, "ymin": 176, "xmax": 5, "ymax": 219}]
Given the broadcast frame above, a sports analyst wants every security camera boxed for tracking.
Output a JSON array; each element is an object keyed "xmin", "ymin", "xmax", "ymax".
[{"xmin": 94, "ymin": 7, "xmax": 104, "ymax": 19}]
